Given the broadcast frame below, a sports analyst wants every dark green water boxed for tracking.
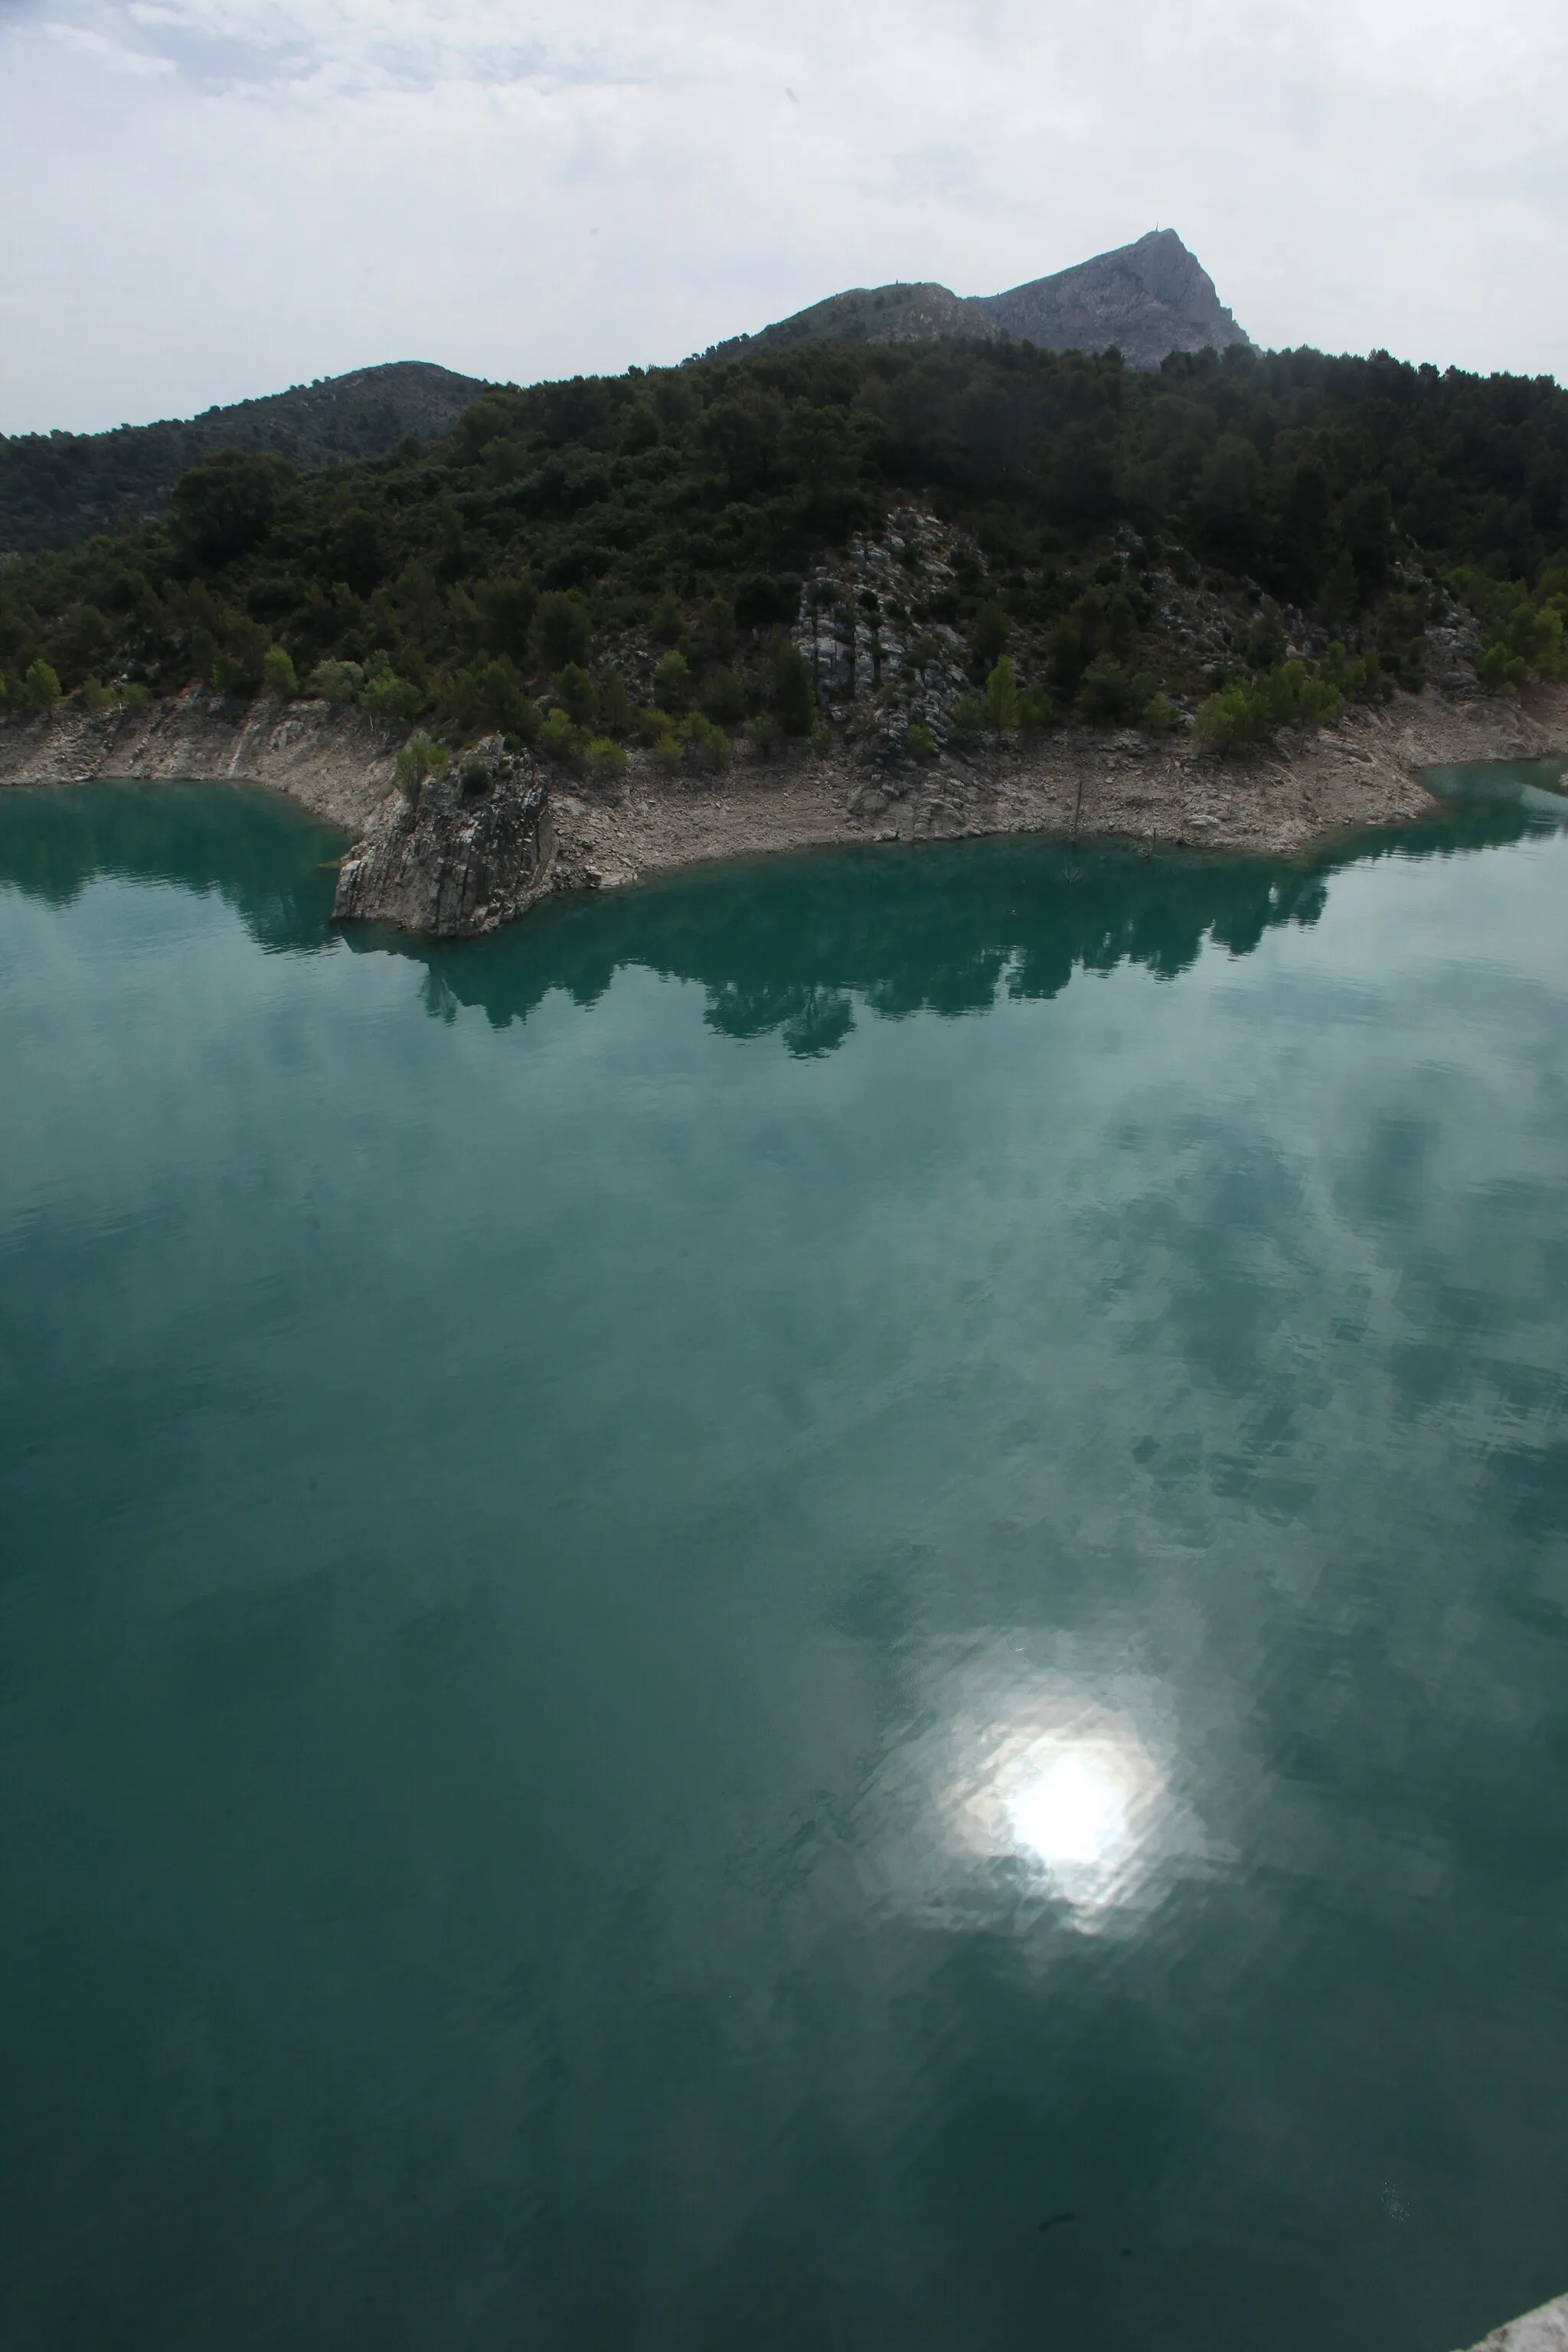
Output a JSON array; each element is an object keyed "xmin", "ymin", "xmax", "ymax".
[{"xmin": 4, "ymin": 770, "xmax": 1568, "ymax": 2351}]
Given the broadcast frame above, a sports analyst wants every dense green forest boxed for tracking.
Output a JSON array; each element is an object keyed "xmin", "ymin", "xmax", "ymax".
[
  {"xmin": 2, "ymin": 338, "xmax": 1565, "ymax": 763},
  {"xmin": 0, "ymin": 363, "xmax": 485, "ymax": 554}
]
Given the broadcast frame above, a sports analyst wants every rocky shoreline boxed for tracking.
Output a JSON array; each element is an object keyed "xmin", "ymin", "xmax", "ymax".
[
  {"xmin": 1459, "ymin": 2291, "xmax": 1568, "ymax": 2352},
  {"xmin": 0, "ymin": 689, "xmax": 402, "ymax": 833},
  {"xmin": 2, "ymin": 681, "xmax": 1565, "ymax": 937}
]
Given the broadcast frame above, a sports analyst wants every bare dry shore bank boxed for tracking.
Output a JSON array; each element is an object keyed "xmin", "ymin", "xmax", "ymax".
[
  {"xmin": 0, "ymin": 691, "xmax": 403, "ymax": 833},
  {"xmin": 2, "ymin": 681, "xmax": 1565, "ymax": 934},
  {"xmin": 549, "ymin": 682, "xmax": 1568, "ymax": 894}
]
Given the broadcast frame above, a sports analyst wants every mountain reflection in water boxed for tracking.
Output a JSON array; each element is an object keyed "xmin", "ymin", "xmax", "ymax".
[
  {"xmin": 380, "ymin": 764, "xmax": 1565, "ymax": 1050},
  {"xmin": 5, "ymin": 770, "xmax": 1560, "ymax": 1035},
  {"xmin": 2, "ymin": 762, "xmax": 1568, "ymax": 2352}
]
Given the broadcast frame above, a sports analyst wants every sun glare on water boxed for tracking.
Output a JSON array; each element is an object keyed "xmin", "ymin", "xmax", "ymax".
[
  {"xmin": 903, "ymin": 1661, "xmax": 1194, "ymax": 1926},
  {"xmin": 1004, "ymin": 1743, "xmax": 1141, "ymax": 1878}
]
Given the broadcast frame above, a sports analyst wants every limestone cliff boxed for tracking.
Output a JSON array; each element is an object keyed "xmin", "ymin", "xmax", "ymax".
[
  {"xmin": 968, "ymin": 230, "xmax": 1251, "ymax": 367},
  {"xmin": 332, "ymin": 740, "xmax": 556, "ymax": 936}
]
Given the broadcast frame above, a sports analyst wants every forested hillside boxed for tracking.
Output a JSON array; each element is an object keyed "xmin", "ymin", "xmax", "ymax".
[
  {"xmin": 2, "ymin": 338, "xmax": 1564, "ymax": 764},
  {"xmin": 0, "ymin": 362, "xmax": 487, "ymax": 554}
]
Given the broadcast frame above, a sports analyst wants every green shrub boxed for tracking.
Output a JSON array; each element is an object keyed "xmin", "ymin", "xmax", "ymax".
[
  {"xmin": 699, "ymin": 596, "xmax": 737, "ymax": 662},
  {"xmin": 650, "ymin": 590, "xmax": 684, "ymax": 646},
  {"xmin": 772, "ymin": 639, "xmax": 815, "ymax": 737},
  {"xmin": 586, "ymin": 735, "xmax": 628, "ymax": 781},
  {"xmin": 394, "ymin": 733, "xmax": 449, "ymax": 804},
  {"xmin": 1261, "ymin": 658, "xmax": 1341, "ymax": 727},
  {"xmin": 1018, "ymin": 687, "xmax": 1056, "ymax": 733},
  {"xmin": 551, "ymin": 662, "xmax": 596, "ymax": 726},
  {"xmin": 593, "ymin": 668, "xmax": 634, "ymax": 735},
  {"xmin": 701, "ymin": 665, "xmax": 749, "ymax": 727},
  {"xmin": 263, "ymin": 645, "xmax": 298, "ymax": 696},
  {"xmin": 1318, "ymin": 642, "xmax": 1390, "ymax": 703},
  {"xmin": 1195, "ymin": 656, "xmax": 1345, "ymax": 750},
  {"xmin": 905, "ymin": 720, "xmax": 936, "ymax": 760},
  {"xmin": 985, "ymin": 655, "xmax": 1020, "ymax": 730},
  {"xmin": 1467, "ymin": 586, "xmax": 1568, "ymax": 684},
  {"xmin": 652, "ymin": 649, "xmax": 691, "ymax": 712},
  {"xmin": 972, "ymin": 600, "xmax": 1010, "ymax": 665},
  {"xmin": 735, "ymin": 574, "xmax": 800, "ymax": 631},
  {"xmin": 1476, "ymin": 639, "xmax": 1528, "ymax": 694},
  {"xmin": 746, "ymin": 711, "xmax": 783, "ymax": 757},
  {"xmin": 946, "ymin": 691, "xmax": 986, "ymax": 746},
  {"xmin": 680, "ymin": 711, "xmax": 732, "ymax": 771},
  {"xmin": 77, "ymin": 676, "xmax": 115, "ymax": 712},
  {"xmin": 1513, "ymin": 597, "xmax": 1566, "ymax": 676},
  {"xmin": 1194, "ymin": 679, "xmax": 1271, "ymax": 749},
  {"xmin": 441, "ymin": 655, "xmax": 535, "ymax": 740},
  {"xmin": 310, "ymin": 658, "xmax": 363, "ymax": 703},
  {"xmin": 1142, "ymin": 691, "xmax": 1179, "ymax": 737},
  {"xmin": 1076, "ymin": 655, "xmax": 1150, "ymax": 726},
  {"xmin": 211, "ymin": 652, "xmax": 253, "ymax": 697},
  {"xmin": 539, "ymin": 708, "xmax": 586, "ymax": 764},
  {"xmin": 531, "ymin": 590, "xmax": 592, "ymax": 671},
  {"xmin": 360, "ymin": 668, "xmax": 425, "ymax": 724}
]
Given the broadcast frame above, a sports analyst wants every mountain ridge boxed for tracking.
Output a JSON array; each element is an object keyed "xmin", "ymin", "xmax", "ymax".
[
  {"xmin": 0, "ymin": 361, "xmax": 489, "ymax": 554},
  {"xmin": 2, "ymin": 235, "xmax": 1246, "ymax": 554},
  {"xmin": 697, "ymin": 230, "xmax": 1250, "ymax": 372}
]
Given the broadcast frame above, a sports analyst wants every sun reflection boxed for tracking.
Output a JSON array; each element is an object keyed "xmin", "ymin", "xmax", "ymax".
[
  {"xmin": 1005, "ymin": 1743, "xmax": 1138, "ymax": 1876},
  {"xmin": 923, "ymin": 1665, "xmax": 1190, "ymax": 1923}
]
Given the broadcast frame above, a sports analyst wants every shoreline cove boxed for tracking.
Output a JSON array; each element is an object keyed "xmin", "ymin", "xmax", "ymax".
[{"xmin": 2, "ymin": 680, "xmax": 1565, "ymax": 935}]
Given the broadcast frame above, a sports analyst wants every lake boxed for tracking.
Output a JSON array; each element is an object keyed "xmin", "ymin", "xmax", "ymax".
[{"xmin": 3, "ymin": 767, "xmax": 1568, "ymax": 2350}]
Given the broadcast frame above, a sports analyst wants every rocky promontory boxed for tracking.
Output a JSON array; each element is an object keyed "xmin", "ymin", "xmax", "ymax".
[{"xmin": 332, "ymin": 739, "xmax": 555, "ymax": 936}]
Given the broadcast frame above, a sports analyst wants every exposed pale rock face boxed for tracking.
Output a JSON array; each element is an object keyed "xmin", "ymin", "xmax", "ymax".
[
  {"xmin": 969, "ymin": 230, "xmax": 1252, "ymax": 368},
  {"xmin": 0, "ymin": 684, "xmax": 399, "ymax": 829},
  {"xmin": 1458, "ymin": 2292, "xmax": 1568, "ymax": 2352},
  {"xmin": 332, "ymin": 738, "xmax": 555, "ymax": 936}
]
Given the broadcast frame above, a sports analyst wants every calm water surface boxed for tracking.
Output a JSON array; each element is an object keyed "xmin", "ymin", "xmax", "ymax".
[{"xmin": 4, "ymin": 769, "xmax": 1568, "ymax": 2350}]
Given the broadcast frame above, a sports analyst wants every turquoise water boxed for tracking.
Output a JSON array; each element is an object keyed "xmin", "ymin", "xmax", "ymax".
[{"xmin": 4, "ymin": 770, "xmax": 1568, "ymax": 2350}]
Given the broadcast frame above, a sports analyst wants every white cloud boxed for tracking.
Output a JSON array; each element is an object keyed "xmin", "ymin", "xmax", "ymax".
[{"xmin": 1, "ymin": 0, "xmax": 1563, "ymax": 432}]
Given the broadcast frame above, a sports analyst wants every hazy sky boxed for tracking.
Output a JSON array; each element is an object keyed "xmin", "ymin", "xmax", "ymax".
[{"xmin": 2, "ymin": 0, "xmax": 1564, "ymax": 435}]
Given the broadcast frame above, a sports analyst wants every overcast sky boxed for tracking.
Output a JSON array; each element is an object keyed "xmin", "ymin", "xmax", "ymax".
[{"xmin": 1, "ymin": 0, "xmax": 1564, "ymax": 436}]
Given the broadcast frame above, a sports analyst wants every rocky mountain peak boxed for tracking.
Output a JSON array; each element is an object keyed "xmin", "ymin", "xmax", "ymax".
[
  {"xmin": 967, "ymin": 230, "xmax": 1251, "ymax": 368},
  {"xmin": 696, "ymin": 230, "xmax": 1251, "ymax": 373}
]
